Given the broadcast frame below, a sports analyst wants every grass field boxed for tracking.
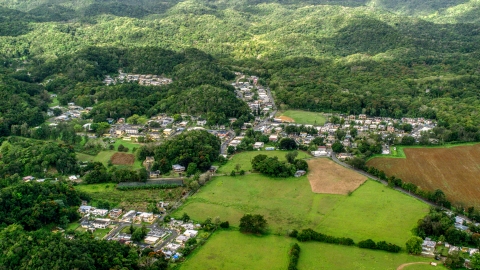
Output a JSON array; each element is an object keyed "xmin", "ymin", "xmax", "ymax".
[
  {"xmin": 217, "ymin": 150, "xmax": 311, "ymax": 173},
  {"xmin": 76, "ymin": 139, "xmax": 142, "ymax": 169},
  {"xmin": 173, "ymin": 175, "xmax": 428, "ymax": 245},
  {"xmin": 75, "ymin": 183, "xmax": 185, "ymax": 211},
  {"xmin": 277, "ymin": 110, "xmax": 326, "ymax": 125},
  {"xmin": 67, "ymin": 222, "xmax": 80, "ymax": 231},
  {"xmin": 367, "ymin": 143, "xmax": 480, "ymax": 207},
  {"xmin": 178, "ymin": 231, "xmax": 294, "ymax": 270},
  {"xmin": 298, "ymin": 241, "xmax": 443, "ymax": 270},
  {"xmin": 179, "ymin": 231, "xmax": 442, "ymax": 270},
  {"xmin": 307, "ymin": 158, "xmax": 367, "ymax": 194}
]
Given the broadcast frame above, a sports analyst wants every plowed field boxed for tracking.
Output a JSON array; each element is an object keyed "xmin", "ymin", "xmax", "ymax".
[
  {"xmin": 110, "ymin": 152, "xmax": 135, "ymax": 165},
  {"xmin": 307, "ymin": 158, "xmax": 367, "ymax": 194},
  {"xmin": 367, "ymin": 144, "xmax": 480, "ymax": 206}
]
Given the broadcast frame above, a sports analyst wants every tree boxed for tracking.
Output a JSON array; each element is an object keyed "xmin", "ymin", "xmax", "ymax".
[
  {"xmin": 131, "ymin": 227, "xmax": 146, "ymax": 242},
  {"xmin": 405, "ymin": 236, "xmax": 422, "ymax": 254},
  {"xmin": 348, "ymin": 157, "xmax": 366, "ymax": 169},
  {"xmin": 295, "ymin": 159, "xmax": 308, "ymax": 171},
  {"xmin": 471, "ymin": 253, "xmax": 480, "ymax": 270},
  {"xmin": 118, "ymin": 144, "xmax": 125, "ymax": 152},
  {"xmin": 227, "ymin": 146, "xmax": 235, "ymax": 155},
  {"xmin": 279, "ymin": 138, "xmax": 297, "ymax": 150},
  {"xmin": 331, "ymin": 141, "xmax": 344, "ymax": 153},
  {"xmin": 181, "ymin": 212, "xmax": 190, "ymax": 222},
  {"xmin": 239, "ymin": 214, "xmax": 267, "ymax": 234},
  {"xmin": 285, "ymin": 151, "xmax": 298, "ymax": 164},
  {"xmin": 401, "ymin": 136, "xmax": 416, "ymax": 145},
  {"xmin": 230, "ymin": 170, "xmax": 236, "ymax": 176},
  {"xmin": 445, "ymin": 251, "xmax": 465, "ymax": 269},
  {"xmin": 186, "ymin": 162, "xmax": 197, "ymax": 176},
  {"xmin": 235, "ymin": 163, "xmax": 242, "ymax": 172}
]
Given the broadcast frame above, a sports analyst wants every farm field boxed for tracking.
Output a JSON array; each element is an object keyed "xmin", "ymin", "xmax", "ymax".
[
  {"xmin": 74, "ymin": 183, "xmax": 185, "ymax": 211},
  {"xmin": 173, "ymin": 175, "xmax": 428, "ymax": 245},
  {"xmin": 111, "ymin": 152, "xmax": 135, "ymax": 165},
  {"xmin": 179, "ymin": 231, "xmax": 441, "ymax": 270},
  {"xmin": 298, "ymin": 241, "xmax": 443, "ymax": 270},
  {"xmin": 367, "ymin": 143, "xmax": 480, "ymax": 207},
  {"xmin": 277, "ymin": 110, "xmax": 326, "ymax": 125},
  {"xmin": 217, "ymin": 150, "xmax": 311, "ymax": 173},
  {"xmin": 307, "ymin": 158, "xmax": 367, "ymax": 194},
  {"xmin": 178, "ymin": 231, "xmax": 293, "ymax": 270}
]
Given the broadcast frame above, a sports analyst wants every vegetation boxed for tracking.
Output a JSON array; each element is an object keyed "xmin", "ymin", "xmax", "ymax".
[
  {"xmin": 405, "ymin": 236, "xmax": 423, "ymax": 255},
  {"xmin": 239, "ymin": 214, "xmax": 268, "ymax": 234},
  {"xmin": 296, "ymin": 228, "xmax": 355, "ymax": 246},
  {"xmin": 288, "ymin": 243, "xmax": 301, "ymax": 270},
  {"xmin": 137, "ymin": 130, "xmax": 220, "ymax": 173},
  {"xmin": 278, "ymin": 110, "xmax": 326, "ymax": 126}
]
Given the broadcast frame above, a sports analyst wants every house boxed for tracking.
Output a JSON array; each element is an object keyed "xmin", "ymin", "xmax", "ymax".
[
  {"xmin": 91, "ymin": 209, "xmax": 109, "ymax": 217},
  {"xmin": 79, "ymin": 205, "xmax": 92, "ymax": 214},
  {"xmin": 68, "ymin": 175, "xmax": 78, "ymax": 181},
  {"xmin": 175, "ymin": 235, "xmax": 189, "ymax": 244},
  {"xmin": 183, "ymin": 230, "xmax": 198, "ymax": 238},
  {"xmin": 145, "ymin": 236, "xmax": 160, "ymax": 245},
  {"xmin": 253, "ymin": 142, "xmax": 264, "ymax": 149},
  {"xmin": 143, "ymin": 156, "xmax": 155, "ymax": 170},
  {"xmin": 295, "ymin": 170, "xmax": 307, "ymax": 177},
  {"xmin": 92, "ymin": 218, "xmax": 111, "ymax": 229},
  {"xmin": 135, "ymin": 212, "xmax": 155, "ymax": 223},
  {"xmin": 149, "ymin": 170, "xmax": 161, "ymax": 178},
  {"xmin": 337, "ymin": 153, "xmax": 352, "ymax": 160},
  {"xmin": 23, "ymin": 176, "xmax": 35, "ymax": 182},
  {"xmin": 197, "ymin": 120, "xmax": 207, "ymax": 126},
  {"xmin": 359, "ymin": 114, "xmax": 367, "ymax": 120},
  {"xmin": 121, "ymin": 210, "xmax": 136, "ymax": 222},
  {"xmin": 172, "ymin": 164, "xmax": 185, "ymax": 173},
  {"xmin": 109, "ymin": 209, "xmax": 123, "ymax": 219},
  {"xmin": 269, "ymin": 135, "xmax": 278, "ymax": 142},
  {"xmin": 422, "ymin": 238, "xmax": 436, "ymax": 255},
  {"xmin": 163, "ymin": 129, "xmax": 173, "ymax": 136}
]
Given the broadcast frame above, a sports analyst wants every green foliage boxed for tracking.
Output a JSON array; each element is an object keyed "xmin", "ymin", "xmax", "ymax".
[
  {"xmin": 405, "ymin": 236, "xmax": 423, "ymax": 255},
  {"xmin": 0, "ymin": 181, "xmax": 84, "ymax": 230},
  {"xmin": 288, "ymin": 243, "xmax": 301, "ymax": 270},
  {"xmin": 0, "ymin": 137, "xmax": 79, "ymax": 179},
  {"xmin": 143, "ymin": 130, "xmax": 220, "ymax": 173},
  {"xmin": 251, "ymin": 155, "xmax": 297, "ymax": 177},
  {"xmin": 239, "ymin": 214, "xmax": 267, "ymax": 234},
  {"xmin": 279, "ymin": 138, "xmax": 297, "ymax": 150},
  {"xmin": 296, "ymin": 228, "xmax": 355, "ymax": 246}
]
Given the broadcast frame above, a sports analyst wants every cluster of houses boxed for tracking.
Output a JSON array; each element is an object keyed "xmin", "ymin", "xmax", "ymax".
[
  {"xmin": 103, "ymin": 70, "xmax": 172, "ymax": 86},
  {"xmin": 232, "ymin": 75, "xmax": 274, "ymax": 116},
  {"xmin": 48, "ymin": 101, "xmax": 93, "ymax": 123},
  {"xmin": 162, "ymin": 219, "xmax": 201, "ymax": 260}
]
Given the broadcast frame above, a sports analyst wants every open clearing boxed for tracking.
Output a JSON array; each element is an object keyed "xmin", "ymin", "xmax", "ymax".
[
  {"xmin": 110, "ymin": 152, "xmax": 135, "ymax": 165},
  {"xmin": 277, "ymin": 110, "xmax": 326, "ymax": 125},
  {"xmin": 179, "ymin": 231, "xmax": 442, "ymax": 270},
  {"xmin": 174, "ymin": 175, "xmax": 428, "ymax": 245},
  {"xmin": 367, "ymin": 144, "xmax": 480, "ymax": 206},
  {"xmin": 278, "ymin": 115, "xmax": 295, "ymax": 123},
  {"xmin": 217, "ymin": 150, "xmax": 311, "ymax": 173},
  {"xmin": 307, "ymin": 158, "xmax": 367, "ymax": 194},
  {"xmin": 75, "ymin": 183, "xmax": 185, "ymax": 211}
]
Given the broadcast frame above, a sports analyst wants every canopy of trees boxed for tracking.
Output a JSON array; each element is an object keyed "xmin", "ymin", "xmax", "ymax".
[{"xmin": 138, "ymin": 130, "xmax": 220, "ymax": 173}]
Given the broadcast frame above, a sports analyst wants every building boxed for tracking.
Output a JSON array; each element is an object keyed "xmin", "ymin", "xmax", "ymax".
[
  {"xmin": 145, "ymin": 236, "xmax": 160, "ymax": 245},
  {"xmin": 253, "ymin": 142, "xmax": 264, "ymax": 149},
  {"xmin": 109, "ymin": 209, "xmax": 123, "ymax": 219},
  {"xmin": 92, "ymin": 218, "xmax": 111, "ymax": 229},
  {"xmin": 269, "ymin": 135, "xmax": 278, "ymax": 142},
  {"xmin": 183, "ymin": 230, "xmax": 198, "ymax": 238},
  {"xmin": 91, "ymin": 209, "xmax": 109, "ymax": 217},
  {"xmin": 135, "ymin": 212, "xmax": 155, "ymax": 223},
  {"xmin": 172, "ymin": 164, "xmax": 185, "ymax": 173}
]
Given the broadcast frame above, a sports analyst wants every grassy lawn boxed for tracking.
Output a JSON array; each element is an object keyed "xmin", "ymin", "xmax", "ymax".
[
  {"xmin": 178, "ymin": 231, "xmax": 294, "ymax": 270},
  {"xmin": 218, "ymin": 150, "xmax": 311, "ymax": 173},
  {"xmin": 278, "ymin": 110, "xmax": 326, "ymax": 125},
  {"xmin": 49, "ymin": 96, "xmax": 59, "ymax": 107},
  {"xmin": 67, "ymin": 222, "xmax": 80, "ymax": 231},
  {"xmin": 179, "ymin": 231, "xmax": 442, "ymax": 270},
  {"xmin": 173, "ymin": 175, "xmax": 428, "ymax": 246},
  {"xmin": 76, "ymin": 139, "xmax": 142, "ymax": 169},
  {"xmin": 113, "ymin": 140, "xmax": 141, "ymax": 153},
  {"xmin": 75, "ymin": 183, "xmax": 185, "ymax": 211},
  {"xmin": 93, "ymin": 227, "xmax": 111, "ymax": 239},
  {"xmin": 298, "ymin": 241, "xmax": 444, "ymax": 270}
]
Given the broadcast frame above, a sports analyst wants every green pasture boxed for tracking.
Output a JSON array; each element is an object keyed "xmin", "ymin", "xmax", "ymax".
[
  {"xmin": 218, "ymin": 150, "xmax": 311, "ymax": 173},
  {"xmin": 173, "ymin": 175, "xmax": 428, "ymax": 246},
  {"xmin": 298, "ymin": 241, "xmax": 443, "ymax": 270},
  {"xmin": 76, "ymin": 139, "xmax": 142, "ymax": 169},
  {"xmin": 179, "ymin": 231, "xmax": 441, "ymax": 270},
  {"xmin": 66, "ymin": 222, "xmax": 80, "ymax": 231},
  {"xmin": 75, "ymin": 183, "xmax": 184, "ymax": 211},
  {"xmin": 178, "ymin": 231, "xmax": 293, "ymax": 270},
  {"xmin": 277, "ymin": 110, "xmax": 326, "ymax": 125}
]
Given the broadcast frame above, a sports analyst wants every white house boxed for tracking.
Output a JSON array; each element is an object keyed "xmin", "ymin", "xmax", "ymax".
[{"xmin": 92, "ymin": 218, "xmax": 111, "ymax": 229}]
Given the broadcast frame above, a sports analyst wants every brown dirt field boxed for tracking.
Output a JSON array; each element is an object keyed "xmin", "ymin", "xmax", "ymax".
[
  {"xmin": 367, "ymin": 144, "xmax": 480, "ymax": 207},
  {"xmin": 278, "ymin": 115, "xmax": 295, "ymax": 123},
  {"xmin": 307, "ymin": 158, "xmax": 367, "ymax": 194},
  {"xmin": 110, "ymin": 152, "xmax": 135, "ymax": 165},
  {"xmin": 397, "ymin": 262, "xmax": 430, "ymax": 270}
]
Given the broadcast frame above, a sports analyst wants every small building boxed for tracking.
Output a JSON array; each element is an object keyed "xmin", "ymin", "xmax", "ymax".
[
  {"xmin": 163, "ymin": 129, "xmax": 173, "ymax": 136},
  {"xmin": 145, "ymin": 236, "xmax": 160, "ymax": 245},
  {"xmin": 135, "ymin": 212, "xmax": 155, "ymax": 223},
  {"xmin": 149, "ymin": 170, "xmax": 161, "ymax": 178},
  {"xmin": 23, "ymin": 176, "xmax": 35, "ymax": 182},
  {"xmin": 172, "ymin": 164, "xmax": 185, "ymax": 173},
  {"xmin": 183, "ymin": 230, "xmax": 198, "ymax": 238},
  {"xmin": 253, "ymin": 142, "xmax": 264, "ymax": 149},
  {"xmin": 92, "ymin": 218, "xmax": 111, "ymax": 229},
  {"xmin": 175, "ymin": 235, "xmax": 189, "ymax": 244},
  {"xmin": 265, "ymin": 147, "xmax": 275, "ymax": 151},
  {"xmin": 109, "ymin": 209, "xmax": 123, "ymax": 219},
  {"xmin": 269, "ymin": 135, "xmax": 278, "ymax": 142},
  {"xmin": 78, "ymin": 205, "xmax": 92, "ymax": 214},
  {"xmin": 294, "ymin": 170, "xmax": 306, "ymax": 177},
  {"xmin": 422, "ymin": 238, "xmax": 436, "ymax": 255},
  {"xmin": 91, "ymin": 209, "xmax": 109, "ymax": 217}
]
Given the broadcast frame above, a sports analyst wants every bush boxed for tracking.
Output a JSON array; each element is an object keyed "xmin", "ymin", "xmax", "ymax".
[
  {"xmin": 220, "ymin": 221, "xmax": 230, "ymax": 229},
  {"xmin": 296, "ymin": 229, "xmax": 354, "ymax": 246},
  {"xmin": 288, "ymin": 243, "xmax": 301, "ymax": 270},
  {"xmin": 358, "ymin": 239, "xmax": 376, "ymax": 249}
]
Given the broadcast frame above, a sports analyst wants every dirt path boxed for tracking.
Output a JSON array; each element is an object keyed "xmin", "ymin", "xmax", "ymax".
[{"xmin": 397, "ymin": 262, "xmax": 430, "ymax": 270}]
